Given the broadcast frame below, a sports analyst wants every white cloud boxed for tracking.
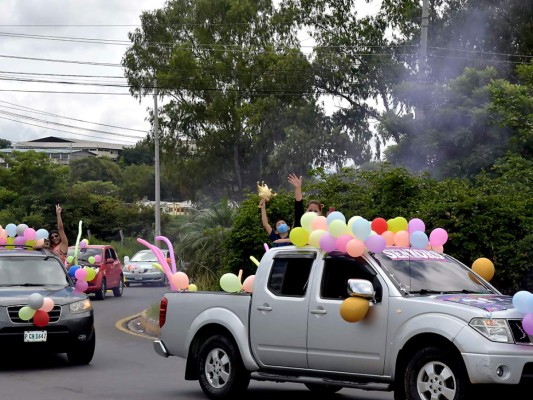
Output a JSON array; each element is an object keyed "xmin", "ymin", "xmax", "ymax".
[{"xmin": 0, "ymin": 0, "xmax": 166, "ymax": 145}]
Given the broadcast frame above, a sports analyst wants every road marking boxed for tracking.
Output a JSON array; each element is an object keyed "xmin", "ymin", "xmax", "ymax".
[{"xmin": 115, "ymin": 313, "xmax": 155, "ymax": 340}]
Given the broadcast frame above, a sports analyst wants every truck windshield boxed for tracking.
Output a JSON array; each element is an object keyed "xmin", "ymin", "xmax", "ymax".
[{"xmin": 371, "ymin": 249, "xmax": 494, "ymax": 295}]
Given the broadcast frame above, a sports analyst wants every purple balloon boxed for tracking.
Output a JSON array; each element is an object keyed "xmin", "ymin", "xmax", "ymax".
[
  {"xmin": 319, "ymin": 233, "xmax": 337, "ymax": 253},
  {"xmin": 14, "ymin": 236, "xmax": 26, "ymax": 246},
  {"xmin": 522, "ymin": 313, "xmax": 533, "ymax": 335},
  {"xmin": 365, "ymin": 235, "xmax": 386, "ymax": 253},
  {"xmin": 408, "ymin": 218, "xmax": 425, "ymax": 234}
]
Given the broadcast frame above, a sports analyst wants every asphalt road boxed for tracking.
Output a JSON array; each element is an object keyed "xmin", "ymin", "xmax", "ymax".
[{"xmin": 0, "ymin": 284, "xmax": 522, "ymax": 400}]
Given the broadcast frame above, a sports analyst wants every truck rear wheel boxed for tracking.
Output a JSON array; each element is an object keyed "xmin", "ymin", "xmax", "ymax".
[
  {"xmin": 405, "ymin": 346, "xmax": 469, "ymax": 400},
  {"xmin": 197, "ymin": 334, "xmax": 250, "ymax": 400}
]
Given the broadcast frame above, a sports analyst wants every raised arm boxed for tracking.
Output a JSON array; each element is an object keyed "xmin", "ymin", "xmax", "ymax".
[
  {"xmin": 56, "ymin": 204, "xmax": 68, "ymax": 252},
  {"xmin": 259, "ymin": 199, "xmax": 273, "ymax": 235},
  {"xmin": 288, "ymin": 173, "xmax": 303, "ymax": 201}
]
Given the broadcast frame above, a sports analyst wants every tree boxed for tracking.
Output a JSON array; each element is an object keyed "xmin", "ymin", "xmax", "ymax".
[
  {"xmin": 70, "ymin": 157, "xmax": 123, "ymax": 186},
  {"xmin": 119, "ymin": 164, "xmax": 154, "ymax": 203},
  {"xmin": 118, "ymin": 139, "xmax": 154, "ymax": 166},
  {"xmin": 122, "ymin": 0, "xmax": 328, "ymax": 200},
  {"xmin": 0, "ymin": 138, "xmax": 11, "ymax": 149}
]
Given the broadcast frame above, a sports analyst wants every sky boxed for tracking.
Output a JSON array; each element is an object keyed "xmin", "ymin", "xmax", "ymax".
[{"xmin": 0, "ymin": 0, "xmax": 167, "ymax": 146}]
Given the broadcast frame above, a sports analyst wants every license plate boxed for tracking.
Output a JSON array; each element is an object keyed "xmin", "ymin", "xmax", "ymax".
[
  {"xmin": 135, "ymin": 276, "xmax": 142, "ymax": 280},
  {"xmin": 24, "ymin": 331, "xmax": 47, "ymax": 342}
]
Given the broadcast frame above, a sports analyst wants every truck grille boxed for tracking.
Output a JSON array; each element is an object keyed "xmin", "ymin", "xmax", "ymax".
[
  {"xmin": 508, "ymin": 319, "xmax": 532, "ymax": 344},
  {"xmin": 7, "ymin": 305, "xmax": 62, "ymax": 324}
]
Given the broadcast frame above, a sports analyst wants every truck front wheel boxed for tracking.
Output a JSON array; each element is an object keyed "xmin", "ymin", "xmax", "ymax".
[
  {"xmin": 405, "ymin": 346, "xmax": 469, "ymax": 400},
  {"xmin": 197, "ymin": 334, "xmax": 250, "ymax": 400}
]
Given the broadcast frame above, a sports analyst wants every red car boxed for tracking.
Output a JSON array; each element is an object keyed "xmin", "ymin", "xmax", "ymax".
[{"xmin": 67, "ymin": 245, "xmax": 124, "ymax": 300}]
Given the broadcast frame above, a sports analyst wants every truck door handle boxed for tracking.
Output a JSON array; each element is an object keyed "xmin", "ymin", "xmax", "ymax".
[
  {"xmin": 257, "ymin": 304, "xmax": 272, "ymax": 311},
  {"xmin": 310, "ymin": 308, "xmax": 327, "ymax": 315}
]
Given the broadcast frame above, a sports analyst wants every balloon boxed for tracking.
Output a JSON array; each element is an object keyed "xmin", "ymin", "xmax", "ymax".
[
  {"xmin": 339, "ymin": 297, "xmax": 369, "ymax": 323},
  {"xmin": 290, "ymin": 227, "xmax": 309, "ymax": 247},
  {"xmin": 329, "ymin": 220, "xmax": 347, "ymax": 238},
  {"xmin": 365, "ymin": 235, "xmax": 386, "ymax": 253},
  {"xmin": 408, "ymin": 218, "xmax": 425, "ymax": 234},
  {"xmin": 393, "ymin": 230, "xmax": 410, "ymax": 247},
  {"xmin": 371, "ymin": 218, "xmax": 388, "ymax": 235},
  {"xmin": 522, "ymin": 313, "xmax": 533, "ymax": 335},
  {"xmin": 429, "ymin": 228, "xmax": 448, "ymax": 247},
  {"xmin": 326, "ymin": 211, "xmax": 346, "ymax": 225},
  {"xmin": 28, "ymin": 293, "xmax": 44, "ymax": 310},
  {"xmin": 35, "ymin": 228, "xmax": 49, "ymax": 240},
  {"xmin": 16, "ymin": 224, "xmax": 28, "ymax": 236},
  {"xmin": 512, "ymin": 291, "xmax": 533, "ymax": 314},
  {"xmin": 79, "ymin": 240, "xmax": 87, "ymax": 248},
  {"xmin": 14, "ymin": 236, "xmax": 26, "ymax": 246},
  {"xmin": 263, "ymin": 243, "xmax": 269, "ymax": 252},
  {"xmin": 432, "ymin": 245, "xmax": 444, "ymax": 253},
  {"xmin": 346, "ymin": 238, "xmax": 365, "ymax": 258},
  {"xmin": 5, "ymin": 223, "xmax": 16, "ymax": 237},
  {"xmin": 75, "ymin": 268, "xmax": 87, "ymax": 281},
  {"xmin": 250, "ymin": 256, "xmax": 260, "ymax": 267},
  {"xmin": 67, "ymin": 256, "xmax": 74, "ymax": 264},
  {"xmin": 155, "ymin": 235, "xmax": 178, "ymax": 274},
  {"xmin": 94, "ymin": 255, "xmax": 101, "ymax": 263},
  {"xmin": 188, "ymin": 284, "xmax": 198, "ymax": 292},
  {"xmin": 18, "ymin": 306, "xmax": 36, "ymax": 321},
  {"xmin": 308, "ymin": 229, "xmax": 326, "ymax": 248},
  {"xmin": 220, "ymin": 273, "xmax": 242, "ymax": 293},
  {"xmin": 336, "ymin": 234, "xmax": 353, "ymax": 253},
  {"xmin": 395, "ymin": 217, "xmax": 408, "ymax": 232},
  {"xmin": 33, "ymin": 309, "xmax": 50, "ymax": 327},
  {"xmin": 242, "ymin": 275, "xmax": 255, "ymax": 293},
  {"xmin": 311, "ymin": 216, "xmax": 328, "ymax": 231},
  {"xmin": 319, "ymin": 233, "xmax": 337, "ymax": 253},
  {"xmin": 84, "ymin": 267, "xmax": 96, "ymax": 281},
  {"xmin": 472, "ymin": 258, "xmax": 495, "ymax": 281},
  {"xmin": 75, "ymin": 280, "xmax": 88, "ymax": 292},
  {"xmin": 352, "ymin": 218, "xmax": 371, "ymax": 241},
  {"xmin": 410, "ymin": 231, "xmax": 429, "ymax": 249},
  {"xmin": 23, "ymin": 228, "xmax": 36, "ymax": 241},
  {"xmin": 300, "ymin": 212, "xmax": 317, "ymax": 233},
  {"xmin": 69, "ymin": 265, "xmax": 80, "ymax": 277},
  {"xmin": 40, "ymin": 297, "xmax": 55, "ymax": 313},
  {"xmin": 381, "ymin": 231, "xmax": 395, "ymax": 246},
  {"xmin": 172, "ymin": 271, "xmax": 190, "ymax": 290},
  {"xmin": 347, "ymin": 216, "xmax": 361, "ymax": 230}
]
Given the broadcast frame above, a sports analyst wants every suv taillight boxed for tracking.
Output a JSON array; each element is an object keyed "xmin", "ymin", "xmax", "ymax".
[{"xmin": 159, "ymin": 297, "xmax": 168, "ymax": 328}]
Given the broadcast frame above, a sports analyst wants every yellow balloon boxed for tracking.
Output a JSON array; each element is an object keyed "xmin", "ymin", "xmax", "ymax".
[
  {"xmin": 300, "ymin": 212, "xmax": 317, "ymax": 233},
  {"xmin": 472, "ymin": 257, "xmax": 495, "ymax": 281},
  {"xmin": 339, "ymin": 297, "xmax": 369, "ymax": 323},
  {"xmin": 290, "ymin": 227, "xmax": 309, "ymax": 247},
  {"xmin": 329, "ymin": 220, "xmax": 347, "ymax": 238},
  {"xmin": 152, "ymin": 263, "xmax": 164, "ymax": 272},
  {"xmin": 188, "ymin": 284, "xmax": 198, "ymax": 292},
  {"xmin": 84, "ymin": 267, "xmax": 96, "ymax": 282},
  {"xmin": 309, "ymin": 229, "xmax": 327, "ymax": 247}
]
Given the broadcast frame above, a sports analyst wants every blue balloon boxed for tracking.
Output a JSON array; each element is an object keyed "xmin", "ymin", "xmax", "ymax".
[
  {"xmin": 69, "ymin": 265, "xmax": 80, "ymax": 277},
  {"xmin": 5, "ymin": 223, "xmax": 16, "ymax": 237},
  {"xmin": 326, "ymin": 211, "xmax": 346, "ymax": 225},
  {"xmin": 512, "ymin": 291, "xmax": 533, "ymax": 314},
  {"xmin": 35, "ymin": 229, "xmax": 49, "ymax": 240},
  {"xmin": 352, "ymin": 218, "xmax": 371, "ymax": 241},
  {"xmin": 410, "ymin": 231, "xmax": 429, "ymax": 249}
]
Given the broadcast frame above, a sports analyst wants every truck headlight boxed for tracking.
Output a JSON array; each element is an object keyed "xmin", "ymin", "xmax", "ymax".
[
  {"xmin": 69, "ymin": 299, "xmax": 92, "ymax": 313},
  {"xmin": 469, "ymin": 318, "xmax": 513, "ymax": 343}
]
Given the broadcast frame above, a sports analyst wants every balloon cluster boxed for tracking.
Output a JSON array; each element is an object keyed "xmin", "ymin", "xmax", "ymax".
[
  {"xmin": 0, "ymin": 223, "xmax": 49, "ymax": 248},
  {"xmin": 18, "ymin": 293, "xmax": 55, "ymax": 327},
  {"xmin": 289, "ymin": 212, "xmax": 448, "ymax": 255},
  {"xmin": 512, "ymin": 291, "xmax": 533, "ymax": 335},
  {"xmin": 137, "ymin": 236, "xmax": 196, "ymax": 292},
  {"xmin": 69, "ymin": 264, "xmax": 97, "ymax": 293},
  {"xmin": 220, "ymin": 269, "xmax": 255, "ymax": 293}
]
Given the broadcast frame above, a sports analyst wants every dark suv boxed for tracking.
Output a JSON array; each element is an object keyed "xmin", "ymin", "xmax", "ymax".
[{"xmin": 0, "ymin": 246, "xmax": 95, "ymax": 364}]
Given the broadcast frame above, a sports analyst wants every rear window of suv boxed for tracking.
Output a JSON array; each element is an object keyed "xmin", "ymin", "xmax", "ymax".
[{"xmin": 0, "ymin": 256, "xmax": 69, "ymax": 286}]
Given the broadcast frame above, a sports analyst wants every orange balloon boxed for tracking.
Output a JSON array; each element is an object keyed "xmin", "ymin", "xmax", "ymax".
[
  {"xmin": 339, "ymin": 297, "xmax": 369, "ymax": 323},
  {"xmin": 346, "ymin": 238, "xmax": 365, "ymax": 257},
  {"xmin": 381, "ymin": 231, "xmax": 394, "ymax": 246},
  {"xmin": 472, "ymin": 258, "xmax": 495, "ymax": 281}
]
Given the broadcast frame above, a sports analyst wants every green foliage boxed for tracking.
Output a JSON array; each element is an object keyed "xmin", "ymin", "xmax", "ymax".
[
  {"xmin": 0, "ymin": 139, "xmax": 11, "ymax": 149},
  {"xmin": 69, "ymin": 157, "xmax": 123, "ymax": 186}
]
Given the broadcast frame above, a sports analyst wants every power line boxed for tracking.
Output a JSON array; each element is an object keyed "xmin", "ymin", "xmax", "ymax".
[
  {"xmin": 0, "ymin": 70, "xmax": 125, "ymax": 79},
  {"xmin": 0, "ymin": 54, "xmax": 121, "ymax": 67},
  {"xmin": 0, "ymin": 100, "xmax": 148, "ymax": 133}
]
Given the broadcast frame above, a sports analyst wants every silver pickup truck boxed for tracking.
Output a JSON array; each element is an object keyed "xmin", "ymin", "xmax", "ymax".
[{"xmin": 153, "ymin": 246, "xmax": 533, "ymax": 400}]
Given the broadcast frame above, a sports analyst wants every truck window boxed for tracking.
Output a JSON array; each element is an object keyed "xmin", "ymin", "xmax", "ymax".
[
  {"xmin": 267, "ymin": 257, "xmax": 313, "ymax": 297},
  {"xmin": 321, "ymin": 256, "xmax": 381, "ymax": 301}
]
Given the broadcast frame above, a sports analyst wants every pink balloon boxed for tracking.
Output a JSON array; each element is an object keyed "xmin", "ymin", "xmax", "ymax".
[
  {"xmin": 394, "ymin": 230, "xmax": 410, "ymax": 247},
  {"xmin": 94, "ymin": 255, "xmax": 102, "ymax": 263},
  {"xmin": 408, "ymin": 218, "xmax": 425, "ymax": 234},
  {"xmin": 432, "ymin": 245, "xmax": 444, "ymax": 253},
  {"xmin": 429, "ymin": 228, "xmax": 448, "ymax": 246},
  {"xmin": 365, "ymin": 235, "xmax": 386, "ymax": 253},
  {"xmin": 242, "ymin": 275, "xmax": 255, "ymax": 293},
  {"xmin": 346, "ymin": 238, "xmax": 365, "ymax": 257},
  {"xmin": 75, "ymin": 280, "xmax": 88, "ymax": 293},
  {"xmin": 311, "ymin": 216, "xmax": 328, "ymax": 231},
  {"xmin": 522, "ymin": 313, "xmax": 533, "ymax": 335},
  {"xmin": 172, "ymin": 272, "xmax": 189, "ymax": 290},
  {"xmin": 336, "ymin": 234, "xmax": 353, "ymax": 253},
  {"xmin": 263, "ymin": 243, "xmax": 269, "ymax": 252},
  {"xmin": 24, "ymin": 228, "xmax": 36, "ymax": 241},
  {"xmin": 319, "ymin": 233, "xmax": 337, "ymax": 252},
  {"xmin": 40, "ymin": 297, "xmax": 55, "ymax": 312},
  {"xmin": 75, "ymin": 268, "xmax": 87, "ymax": 281}
]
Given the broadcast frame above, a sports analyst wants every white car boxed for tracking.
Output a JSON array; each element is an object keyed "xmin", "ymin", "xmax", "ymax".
[{"xmin": 123, "ymin": 249, "xmax": 169, "ymax": 287}]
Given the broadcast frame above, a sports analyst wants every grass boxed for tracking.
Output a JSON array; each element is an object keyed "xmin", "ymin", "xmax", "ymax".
[{"xmin": 146, "ymin": 302, "xmax": 160, "ymax": 320}]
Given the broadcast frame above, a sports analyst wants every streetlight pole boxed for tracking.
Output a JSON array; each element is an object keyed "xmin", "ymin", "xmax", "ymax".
[
  {"xmin": 417, "ymin": 0, "xmax": 429, "ymax": 121},
  {"xmin": 153, "ymin": 84, "xmax": 161, "ymax": 245}
]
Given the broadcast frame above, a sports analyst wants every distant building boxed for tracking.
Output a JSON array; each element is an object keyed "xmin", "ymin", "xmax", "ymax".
[
  {"xmin": 2, "ymin": 136, "xmax": 128, "ymax": 165},
  {"xmin": 138, "ymin": 197, "xmax": 194, "ymax": 216}
]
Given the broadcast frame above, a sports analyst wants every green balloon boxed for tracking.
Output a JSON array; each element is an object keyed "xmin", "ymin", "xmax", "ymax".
[
  {"xmin": 88, "ymin": 256, "xmax": 95, "ymax": 264},
  {"xmin": 220, "ymin": 273, "xmax": 242, "ymax": 293},
  {"xmin": 18, "ymin": 306, "xmax": 36, "ymax": 321}
]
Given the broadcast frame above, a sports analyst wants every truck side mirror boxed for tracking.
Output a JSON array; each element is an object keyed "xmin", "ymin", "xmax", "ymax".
[{"xmin": 347, "ymin": 279, "xmax": 375, "ymax": 300}]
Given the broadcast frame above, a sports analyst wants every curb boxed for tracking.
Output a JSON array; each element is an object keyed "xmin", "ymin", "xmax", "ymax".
[{"xmin": 139, "ymin": 309, "xmax": 160, "ymax": 337}]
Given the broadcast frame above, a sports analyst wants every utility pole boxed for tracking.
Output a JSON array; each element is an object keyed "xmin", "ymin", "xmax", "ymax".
[
  {"xmin": 153, "ymin": 84, "xmax": 161, "ymax": 245},
  {"xmin": 417, "ymin": 0, "xmax": 429, "ymax": 120}
]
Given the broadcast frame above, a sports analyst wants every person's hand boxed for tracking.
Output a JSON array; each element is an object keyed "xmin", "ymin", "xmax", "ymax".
[
  {"xmin": 56, "ymin": 204, "xmax": 62, "ymax": 215},
  {"xmin": 259, "ymin": 198, "xmax": 266, "ymax": 208},
  {"xmin": 288, "ymin": 173, "xmax": 302, "ymax": 189}
]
